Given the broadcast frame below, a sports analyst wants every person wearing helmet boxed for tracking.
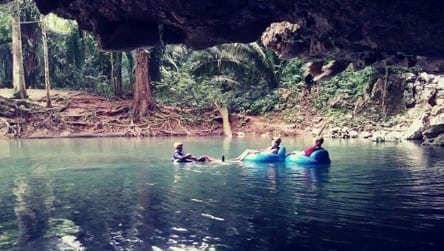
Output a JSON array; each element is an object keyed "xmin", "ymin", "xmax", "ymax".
[
  {"xmin": 173, "ymin": 142, "xmax": 218, "ymax": 162},
  {"xmin": 233, "ymin": 137, "xmax": 282, "ymax": 161}
]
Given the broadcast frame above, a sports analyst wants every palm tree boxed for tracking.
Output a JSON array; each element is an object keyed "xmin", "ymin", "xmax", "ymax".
[
  {"xmin": 192, "ymin": 42, "xmax": 279, "ymax": 89},
  {"xmin": 183, "ymin": 42, "xmax": 280, "ymax": 135},
  {"xmin": 188, "ymin": 42, "xmax": 282, "ymax": 115}
]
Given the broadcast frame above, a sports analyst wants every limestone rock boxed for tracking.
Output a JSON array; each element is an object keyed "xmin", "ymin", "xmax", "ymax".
[
  {"xmin": 361, "ymin": 131, "xmax": 373, "ymax": 139},
  {"xmin": 422, "ymin": 124, "xmax": 444, "ymax": 140},
  {"xmin": 403, "ymin": 115, "xmax": 429, "ymax": 140},
  {"xmin": 349, "ymin": 130, "xmax": 359, "ymax": 139},
  {"xmin": 385, "ymin": 131, "xmax": 403, "ymax": 142},
  {"xmin": 422, "ymin": 134, "xmax": 444, "ymax": 146},
  {"xmin": 430, "ymin": 106, "xmax": 444, "ymax": 126},
  {"xmin": 371, "ymin": 131, "xmax": 387, "ymax": 143}
]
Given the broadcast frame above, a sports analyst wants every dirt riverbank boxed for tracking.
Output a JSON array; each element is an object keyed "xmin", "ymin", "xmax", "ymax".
[{"xmin": 0, "ymin": 89, "xmax": 309, "ymax": 139}]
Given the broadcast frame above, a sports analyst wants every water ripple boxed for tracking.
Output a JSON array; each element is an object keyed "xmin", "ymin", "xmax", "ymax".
[{"xmin": 2, "ymin": 139, "xmax": 444, "ymax": 250}]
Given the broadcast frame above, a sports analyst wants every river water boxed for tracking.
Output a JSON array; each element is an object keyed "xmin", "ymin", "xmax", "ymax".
[{"xmin": 0, "ymin": 137, "xmax": 443, "ymax": 251}]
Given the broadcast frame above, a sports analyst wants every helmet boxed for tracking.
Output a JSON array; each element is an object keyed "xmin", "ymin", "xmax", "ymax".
[
  {"xmin": 173, "ymin": 142, "xmax": 183, "ymax": 148},
  {"xmin": 272, "ymin": 137, "xmax": 281, "ymax": 145}
]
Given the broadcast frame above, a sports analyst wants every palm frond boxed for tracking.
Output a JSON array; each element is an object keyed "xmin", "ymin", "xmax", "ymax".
[
  {"xmin": 192, "ymin": 58, "xmax": 247, "ymax": 77},
  {"xmin": 162, "ymin": 54, "xmax": 179, "ymax": 71},
  {"xmin": 210, "ymin": 75, "xmax": 241, "ymax": 87},
  {"xmin": 164, "ymin": 44, "xmax": 190, "ymax": 59},
  {"xmin": 207, "ymin": 46, "xmax": 222, "ymax": 58},
  {"xmin": 216, "ymin": 42, "xmax": 278, "ymax": 88}
]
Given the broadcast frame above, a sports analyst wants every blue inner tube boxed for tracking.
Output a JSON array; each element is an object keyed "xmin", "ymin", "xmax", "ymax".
[
  {"xmin": 243, "ymin": 147, "xmax": 286, "ymax": 163},
  {"xmin": 285, "ymin": 148, "xmax": 331, "ymax": 165},
  {"xmin": 173, "ymin": 159, "xmax": 193, "ymax": 163}
]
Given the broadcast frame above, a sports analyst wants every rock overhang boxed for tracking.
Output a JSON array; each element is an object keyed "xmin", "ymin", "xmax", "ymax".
[{"xmin": 31, "ymin": 0, "xmax": 444, "ymax": 73}]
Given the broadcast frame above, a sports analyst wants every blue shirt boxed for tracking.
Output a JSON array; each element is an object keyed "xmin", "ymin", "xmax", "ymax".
[{"xmin": 173, "ymin": 150, "xmax": 188, "ymax": 160}]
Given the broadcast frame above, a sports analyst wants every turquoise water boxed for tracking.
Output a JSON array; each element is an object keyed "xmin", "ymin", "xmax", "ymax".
[{"xmin": 0, "ymin": 137, "xmax": 443, "ymax": 250}]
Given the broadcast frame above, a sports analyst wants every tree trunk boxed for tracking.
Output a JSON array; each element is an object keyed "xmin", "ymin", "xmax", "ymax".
[
  {"xmin": 20, "ymin": 1, "xmax": 41, "ymax": 90},
  {"xmin": 41, "ymin": 16, "xmax": 51, "ymax": 108},
  {"xmin": 149, "ymin": 43, "xmax": 163, "ymax": 83},
  {"xmin": 131, "ymin": 48, "xmax": 156, "ymax": 121},
  {"xmin": 11, "ymin": 0, "xmax": 27, "ymax": 99},
  {"xmin": 217, "ymin": 105, "xmax": 232, "ymax": 137},
  {"xmin": 111, "ymin": 52, "xmax": 122, "ymax": 98}
]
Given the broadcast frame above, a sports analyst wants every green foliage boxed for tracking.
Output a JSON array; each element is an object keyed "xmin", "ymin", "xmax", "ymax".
[
  {"xmin": 121, "ymin": 51, "xmax": 134, "ymax": 92},
  {"xmin": 93, "ymin": 76, "xmax": 114, "ymax": 98},
  {"xmin": 314, "ymin": 66, "xmax": 381, "ymax": 112},
  {"xmin": 0, "ymin": 1, "xmax": 41, "ymax": 88},
  {"xmin": 65, "ymin": 28, "xmax": 84, "ymax": 68},
  {"xmin": 168, "ymin": 42, "xmax": 283, "ymax": 114},
  {"xmin": 156, "ymin": 67, "xmax": 199, "ymax": 107},
  {"xmin": 20, "ymin": 0, "xmax": 42, "ymax": 88},
  {"xmin": 0, "ymin": 1, "xmax": 115, "ymax": 93},
  {"xmin": 246, "ymin": 91, "xmax": 280, "ymax": 115},
  {"xmin": 44, "ymin": 13, "xmax": 74, "ymax": 34},
  {"xmin": 48, "ymin": 29, "xmax": 112, "ymax": 95},
  {"xmin": 149, "ymin": 43, "xmax": 163, "ymax": 82},
  {"xmin": 0, "ymin": 44, "xmax": 12, "ymax": 88},
  {"xmin": 280, "ymin": 59, "xmax": 305, "ymax": 89},
  {"xmin": 0, "ymin": 4, "xmax": 12, "ymax": 87},
  {"xmin": 278, "ymin": 58, "xmax": 306, "ymax": 107},
  {"xmin": 0, "ymin": 6, "xmax": 11, "ymax": 44}
]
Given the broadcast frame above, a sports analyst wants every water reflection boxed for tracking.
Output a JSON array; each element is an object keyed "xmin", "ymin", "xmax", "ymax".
[
  {"xmin": 299, "ymin": 165, "xmax": 330, "ymax": 190},
  {"xmin": 10, "ymin": 165, "xmax": 85, "ymax": 251},
  {"xmin": 14, "ymin": 177, "xmax": 49, "ymax": 247}
]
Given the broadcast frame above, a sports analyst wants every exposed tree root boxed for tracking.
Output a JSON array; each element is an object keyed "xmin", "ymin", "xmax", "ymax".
[
  {"xmin": 0, "ymin": 92, "xmax": 223, "ymax": 139},
  {"xmin": 0, "ymin": 117, "xmax": 17, "ymax": 136}
]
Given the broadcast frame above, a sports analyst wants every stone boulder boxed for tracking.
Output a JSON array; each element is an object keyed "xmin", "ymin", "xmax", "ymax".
[
  {"xmin": 385, "ymin": 131, "xmax": 403, "ymax": 142},
  {"xmin": 404, "ymin": 113, "xmax": 430, "ymax": 140},
  {"xmin": 422, "ymin": 124, "xmax": 444, "ymax": 140},
  {"xmin": 422, "ymin": 134, "xmax": 444, "ymax": 146}
]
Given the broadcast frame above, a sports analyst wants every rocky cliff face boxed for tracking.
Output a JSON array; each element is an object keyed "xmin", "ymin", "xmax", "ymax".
[
  {"xmin": 347, "ymin": 72, "xmax": 443, "ymax": 145},
  {"xmin": 33, "ymin": 0, "xmax": 444, "ymax": 72}
]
